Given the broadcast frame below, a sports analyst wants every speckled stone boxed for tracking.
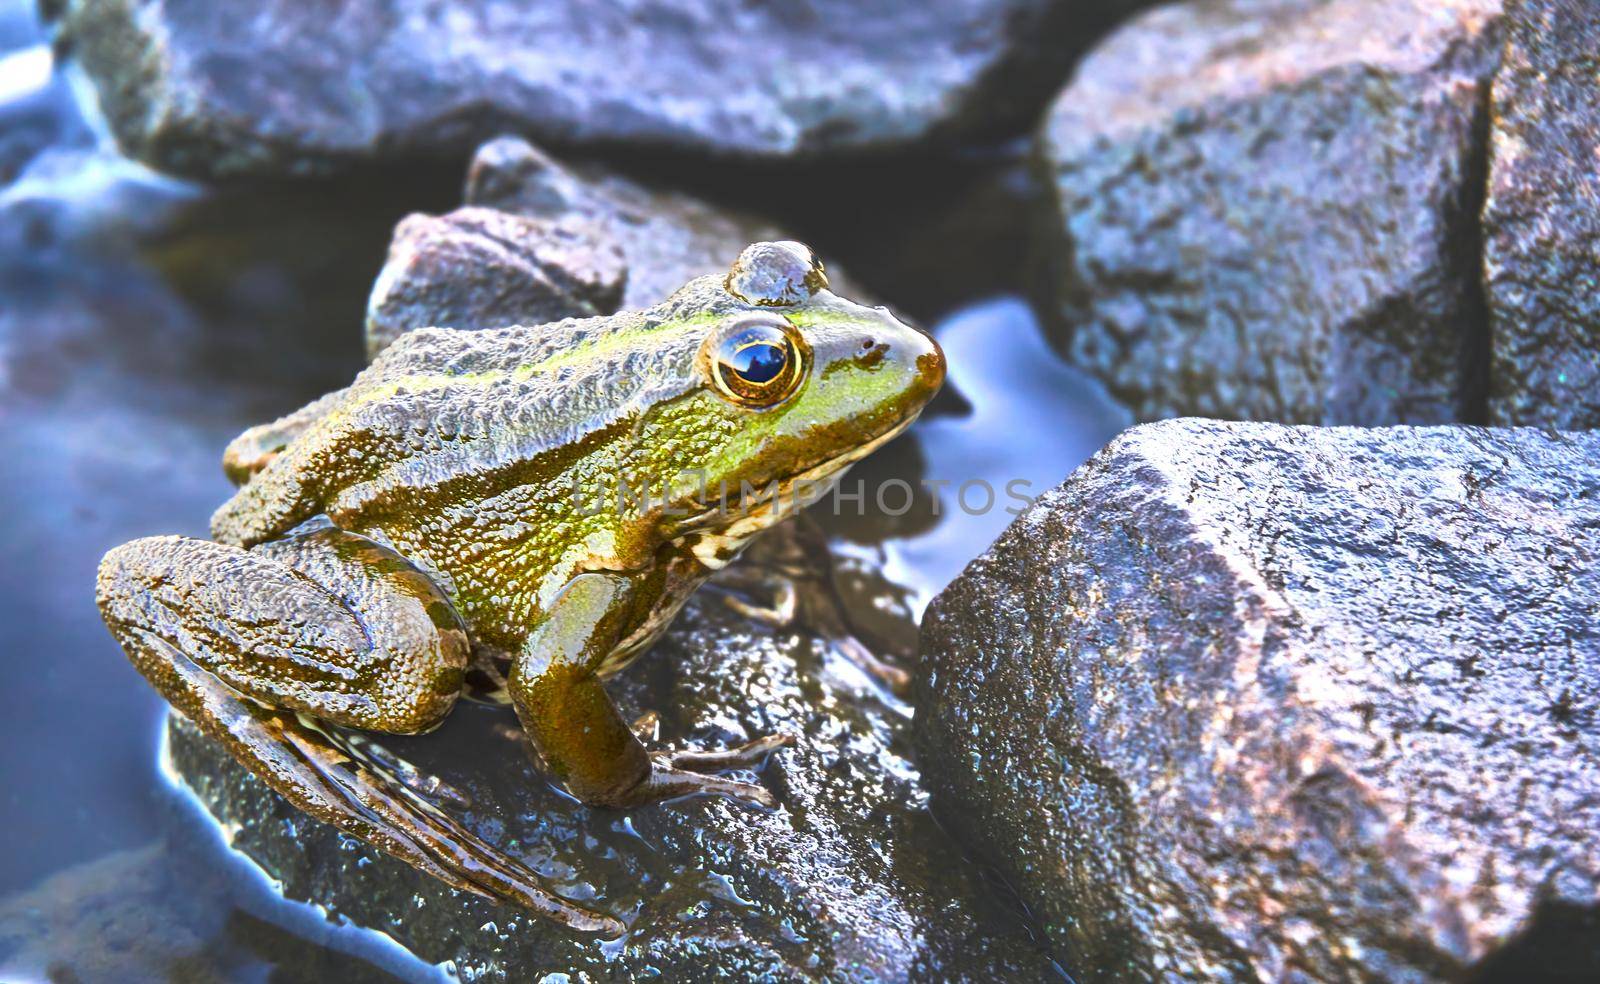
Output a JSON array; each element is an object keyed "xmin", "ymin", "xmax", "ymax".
[
  {"xmin": 365, "ymin": 137, "xmax": 788, "ymax": 358},
  {"xmin": 917, "ymin": 419, "xmax": 1600, "ymax": 981},
  {"xmin": 52, "ymin": 0, "xmax": 1145, "ymax": 178},
  {"xmin": 1037, "ymin": 0, "xmax": 1504, "ymax": 425},
  {"xmin": 364, "ymin": 205, "xmax": 626, "ymax": 360},
  {"xmin": 1483, "ymin": 0, "xmax": 1600, "ymax": 429}
]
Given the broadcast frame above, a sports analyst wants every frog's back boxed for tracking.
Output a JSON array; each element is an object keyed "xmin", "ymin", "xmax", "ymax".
[{"xmin": 210, "ymin": 284, "xmax": 727, "ymax": 554}]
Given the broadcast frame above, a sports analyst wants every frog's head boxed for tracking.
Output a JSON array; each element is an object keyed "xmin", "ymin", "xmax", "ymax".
[{"xmin": 637, "ymin": 241, "xmax": 944, "ymax": 555}]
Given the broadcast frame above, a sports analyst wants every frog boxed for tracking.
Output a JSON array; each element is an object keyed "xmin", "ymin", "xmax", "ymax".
[{"xmin": 96, "ymin": 241, "xmax": 945, "ymax": 935}]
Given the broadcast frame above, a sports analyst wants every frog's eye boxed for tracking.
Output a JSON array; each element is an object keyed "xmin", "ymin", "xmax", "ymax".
[{"xmin": 703, "ymin": 316, "xmax": 808, "ymax": 408}]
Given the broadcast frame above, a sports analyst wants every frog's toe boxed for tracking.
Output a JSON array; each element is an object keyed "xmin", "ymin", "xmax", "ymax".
[
  {"xmin": 836, "ymin": 635, "xmax": 913, "ymax": 697},
  {"xmin": 634, "ymin": 765, "xmax": 781, "ymax": 810},
  {"xmin": 337, "ymin": 729, "xmax": 473, "ymax": 811},
  {"xmin": 632, "ymin": 731, "xmax": 797, "ymax": 809},
  {"xmin": 652, "ymin": 731, "xmax": 795, "ymax": 772}
]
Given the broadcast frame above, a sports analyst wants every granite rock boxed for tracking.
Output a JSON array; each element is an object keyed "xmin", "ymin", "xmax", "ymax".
[
  {"xmin": 54, "ymin": 0, "xmax": 1143, "ymax": 179},
  {"xmin": 1483, "ymin": 0, "xmax": 1600, "ymax": 429},
  {"xmin": 366, "ymin": 137, "xmax": 789, "ymax": 357},
  {"xmin": 364, "ymin": 205, "xmax": 625, "ymax": 359},
  {"xmin": 917, "ymin": 418, "xmax": 1600, "ymax": 981},
  {"xmin": 1038, "ymin": 0, "xmax": 1504, "ymax": 425}
]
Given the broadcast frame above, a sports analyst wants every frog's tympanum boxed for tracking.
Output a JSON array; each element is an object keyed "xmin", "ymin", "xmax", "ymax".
[{"xmin": 97, "ymin": 242, "xmax": 944, "ymax": 934}]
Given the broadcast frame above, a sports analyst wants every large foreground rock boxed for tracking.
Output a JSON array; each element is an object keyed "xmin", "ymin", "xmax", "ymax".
[
  {"xmin": 55, "ymin": 0, "xmax": 1141, "ymax": 179},
  {"xmin": 1483, "ymin": 0, "xmax": 1600, "ymax": 429},
  {"xmin": 1038, "ymin": 0, "xmax": 1503, "ymax": 425},
  {"xmin": 171, "ymin": 522, "xmax": 1054, "ymax": 980},
  {"xmin": 917, "ymin": 419, "xmax": 1600, "ymax": 981},
  {"xmin": 365, "ymin": 137, "xmax": 786, "ymax": 357}
]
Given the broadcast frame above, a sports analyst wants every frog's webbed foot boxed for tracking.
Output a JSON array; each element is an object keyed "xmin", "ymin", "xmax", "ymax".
[
  {"xmin": 627, "ymin": 712, "xmax": 793, "ymax": 808},
  {"xmin": 632, "ymin": 732, "xmax": 796, "ymax": 809},
  {"xmin": 99, "ymin": 535, "xmax": 624, "ymax": 936},
  {"xmin": 258, "ymin": 689, "xmax": 618, "ymax": 931},
  {"xmin": 124, "ymin": 626, "xmax": 620, "ymax": 933},
  {"xmin": 651, "ymin": 732, "xmax": 793, "ymax": 772}
]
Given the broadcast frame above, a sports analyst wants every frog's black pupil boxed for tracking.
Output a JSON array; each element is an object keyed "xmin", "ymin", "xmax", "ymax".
[{"xmin": 732, "ymin": 342, "xmax": 786, "ymax": 384}]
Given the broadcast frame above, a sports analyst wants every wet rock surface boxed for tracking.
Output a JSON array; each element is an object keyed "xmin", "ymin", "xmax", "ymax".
[
  {"xmin": 1483, "ymin": 0, "xmax": 1600, "ymax": 429},
  {"xmin": 169, "ymin": 523, "xmax": 1055, "ymax": 981},
  {"xmin": 1038, "ymin": 0, "xmax": 1503, "ymax": 426},
  {"xmin": 54, "ymin": 0, "xmax": 1139, "ymax": 179},
  {"xmin": 366, "ymin": 137, "xmax": 791, "ymax": 357},
  {"xmin": 365, "ymin": 206, "xmax": 626, "ymax": 359},
  {"xmin": 463, "ymin": 137, "xmax": 793, "ymax": 311},
  {"xmin": 917, "ymin": 419, "xmax": 1600, "ymax": 981}
]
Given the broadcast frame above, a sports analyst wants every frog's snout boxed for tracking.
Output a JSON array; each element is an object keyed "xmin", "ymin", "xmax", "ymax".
[
  {"xmin": 906, "ymin": 326, "xmax": 946, "ymax": 405},
  {"xmin": 871, "ymin": 314, "xmax": 946, "ymax": 412}
]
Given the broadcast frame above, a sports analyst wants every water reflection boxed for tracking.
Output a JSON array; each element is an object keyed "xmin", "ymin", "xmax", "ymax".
[{"xmin": 819, "ymin": 298, "xmax": 1131, "ymax": 615}]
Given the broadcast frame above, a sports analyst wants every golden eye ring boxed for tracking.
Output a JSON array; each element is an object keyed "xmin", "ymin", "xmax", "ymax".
[{"xmin": 702, "ymin": 315, "xmax": 809, "ymax": 408}]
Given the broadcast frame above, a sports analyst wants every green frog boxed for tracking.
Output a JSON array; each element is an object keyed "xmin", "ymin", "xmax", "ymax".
[{"xmin": 96, "ymin": 242, "xmax": 944, "ymax": 934}]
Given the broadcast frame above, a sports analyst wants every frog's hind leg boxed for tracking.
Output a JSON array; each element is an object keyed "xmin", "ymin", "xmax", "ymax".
[{"xmin": 97, "ymin": 533, "xmax": 622, "ymax": 934}]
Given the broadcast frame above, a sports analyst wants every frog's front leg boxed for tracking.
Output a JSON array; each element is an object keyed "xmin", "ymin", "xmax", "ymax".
[
  {"xmin": 97, "ymin": 530, "xmax": 621, "ymax": 934},
  {"xmin": 511, "ymin": 573, "xmax": 794, "ymax": 809}
]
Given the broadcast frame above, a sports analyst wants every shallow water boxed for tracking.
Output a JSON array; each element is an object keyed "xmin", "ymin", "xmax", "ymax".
[
  {"xmin": 0, "ymin": 4, "xmax": 1126, "ymax": 976},
  {"xmin": 837, "ymin": 298, "xmax": 1132, "ymax": 614}
]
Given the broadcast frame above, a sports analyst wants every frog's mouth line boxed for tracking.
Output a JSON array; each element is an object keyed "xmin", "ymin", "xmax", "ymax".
[{"xmin": 667, "ymin": 411, "xmax": 919, "ymax": 541}]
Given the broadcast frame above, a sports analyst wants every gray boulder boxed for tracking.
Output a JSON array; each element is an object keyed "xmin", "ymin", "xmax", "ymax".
[
  {"xmin": 917, "ymin": 419, "xmax": 1600, "ymax": 981},
  {"xmin": 54, "ymin": 0, "xmax": 1142, "ymax": 179},
  {"xmin": 1483, "ymin": 0, "xmax": 1600, "ymax": 429},
  {"xmin": 363, "ymin": 205, "xmax": 626, "ymax": 359},
  {"xmin": 462, "ymin": 136, "xmax": 789, "ymax": 315},
  {"xmin": 170, "ymin": 521, "xmax": 1058, "ymax": 981},
  {"xmin": 1037, "ymin": 0, "xmax": 1504, "ymax": 425},
  {"xmin": 365, "ymin": 137, "xmax": 788, "ymax": 357}
]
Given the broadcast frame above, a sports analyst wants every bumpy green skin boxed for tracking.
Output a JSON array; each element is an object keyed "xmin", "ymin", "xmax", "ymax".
[{"xmin": 96, "ymin": 242, "xmax": 943, "ymax": 928}]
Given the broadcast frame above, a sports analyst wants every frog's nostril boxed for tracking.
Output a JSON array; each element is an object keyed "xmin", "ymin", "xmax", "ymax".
[{"xmin": 855, "ymin": 338, "xmax": 886, "ymax": 369}]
